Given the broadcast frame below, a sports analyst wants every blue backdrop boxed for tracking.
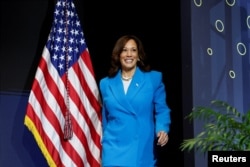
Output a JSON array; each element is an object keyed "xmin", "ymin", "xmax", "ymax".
[
  {"xmin": 191, "ymin": 0, "xmax": 250, "ymax": 166},
  {"xmin": 0, "ymin": 92, "xmax": 47, "ymax": 167}
]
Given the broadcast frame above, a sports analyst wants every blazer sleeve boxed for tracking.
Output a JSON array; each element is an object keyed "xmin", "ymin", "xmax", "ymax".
[
  {"xmin": 151, "ymin": 71, "xmax": 171, "ymax": 134},
  {"xmin": 99, "ymin": 78, "xmax": 108, "ymax": 130}
]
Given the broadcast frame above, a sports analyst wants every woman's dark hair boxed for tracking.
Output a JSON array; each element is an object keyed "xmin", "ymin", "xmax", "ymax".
[{"xmin": 108, "ymin": 35, "xmax": 151, "ymax": 77}]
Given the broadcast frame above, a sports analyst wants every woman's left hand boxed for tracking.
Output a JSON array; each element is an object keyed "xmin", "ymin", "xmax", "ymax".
[{"xmin": 157, "ymin": 131, "xmax": 169, "ymax": 147}]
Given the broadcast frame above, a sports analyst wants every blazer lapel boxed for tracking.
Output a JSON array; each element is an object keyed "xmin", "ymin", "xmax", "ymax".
[
  {"xmin": 126, "ymin": 68, "xmax": 145, "ymax": 99},
  {"xmin": 107, "ymin": 68, "xmax": 146, "ymax": 115},
  {"xmin": 108, "ymin": 71, "xmax": 136, "ymax": 115}
]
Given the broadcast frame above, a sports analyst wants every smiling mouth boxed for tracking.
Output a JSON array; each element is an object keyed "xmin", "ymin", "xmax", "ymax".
[{"xmin": 124, "ymin": 59, "xmax": 133, "ymax": 63}]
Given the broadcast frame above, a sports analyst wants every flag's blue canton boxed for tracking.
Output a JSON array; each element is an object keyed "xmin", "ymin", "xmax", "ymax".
[{"xmin": 46, "ymin": 0, "xmax": 87, "ymax": 77}]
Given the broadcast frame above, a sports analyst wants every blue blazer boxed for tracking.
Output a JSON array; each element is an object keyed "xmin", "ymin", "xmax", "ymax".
[{"xmin": 99, "ymin": 67, "xmax": 171, "ymax": 167}]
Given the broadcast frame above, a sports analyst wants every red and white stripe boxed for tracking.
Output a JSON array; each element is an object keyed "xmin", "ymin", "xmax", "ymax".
[{"xmin": 25, "ymin": 46, "xmax": 102, "ymax": 167}]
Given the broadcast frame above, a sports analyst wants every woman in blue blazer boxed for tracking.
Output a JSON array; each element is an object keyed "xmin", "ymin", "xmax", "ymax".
[{"xmin": 99, "ymin": 35, "xmax": 171, "ymax": 167}]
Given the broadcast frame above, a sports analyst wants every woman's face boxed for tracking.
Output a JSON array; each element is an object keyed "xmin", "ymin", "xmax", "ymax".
[{"xmin": 120, "ymin": 39, "xmax": 139, "ymax": 71}]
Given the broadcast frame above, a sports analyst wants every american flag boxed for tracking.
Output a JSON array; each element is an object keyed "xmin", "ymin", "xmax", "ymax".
[{"xmin": 24, "ymin": 0, "xmax": 102, "ymax": 166}]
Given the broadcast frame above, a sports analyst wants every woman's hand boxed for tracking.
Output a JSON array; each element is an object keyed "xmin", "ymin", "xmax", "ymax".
[{"xmin": 157, "ymin": 131, "xmax": 169, "ymax": 147}]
